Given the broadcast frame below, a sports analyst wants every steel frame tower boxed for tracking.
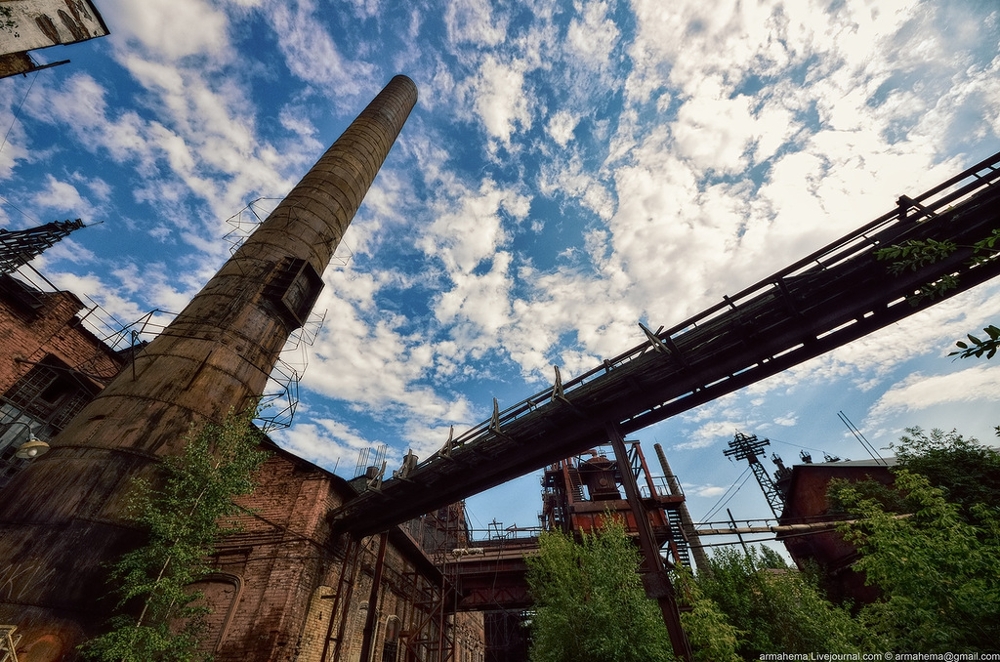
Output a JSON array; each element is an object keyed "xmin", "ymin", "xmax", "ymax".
[
  {"xmin": 0, "ymin": 219, "xmax": 85, "ymax": 275},
  {"xmin": 723, "ymin": 431, "xmax": 785, "ymax": 517}
]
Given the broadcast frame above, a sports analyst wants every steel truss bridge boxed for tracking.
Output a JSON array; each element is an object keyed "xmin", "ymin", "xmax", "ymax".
[{"xmin": 332, "ymin": 150, "xmax": 1000, "ymax": 537}]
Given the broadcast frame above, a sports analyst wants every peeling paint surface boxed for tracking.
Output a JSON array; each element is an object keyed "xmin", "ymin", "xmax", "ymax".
[{"xmin": 0, "ymin": 0, "xmax": 107, "ymax": 55}]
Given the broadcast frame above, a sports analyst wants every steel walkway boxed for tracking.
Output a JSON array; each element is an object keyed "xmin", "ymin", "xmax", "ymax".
[{"xmin": 332, "ymin": 150, "xmax": 1000, "ymax": 537}]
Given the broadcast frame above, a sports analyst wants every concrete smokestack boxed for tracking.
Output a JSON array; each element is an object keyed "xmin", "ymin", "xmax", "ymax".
[{"xmin": 0, "ymin": 75, "xmax": 417, "ymax": 645}]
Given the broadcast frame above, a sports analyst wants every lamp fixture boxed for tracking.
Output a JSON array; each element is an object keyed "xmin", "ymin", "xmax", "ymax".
[
  {"xmin": 16, "ymin": 438, "xmax": 50, "ymax": 459},
  {"xmin": 4, "ymin": 421, "xmax": 50, "ymax": 460}
]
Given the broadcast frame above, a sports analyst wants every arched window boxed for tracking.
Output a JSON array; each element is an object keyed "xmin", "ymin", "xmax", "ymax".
[{"xmin": 381, "ymin": 615, "xmax": 400, "ymax": 662}]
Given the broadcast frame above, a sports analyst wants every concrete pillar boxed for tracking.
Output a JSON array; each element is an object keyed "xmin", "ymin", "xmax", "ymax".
[{"xmin": 0, "ymin": 75, "xmax": 417, "ymax": 653}]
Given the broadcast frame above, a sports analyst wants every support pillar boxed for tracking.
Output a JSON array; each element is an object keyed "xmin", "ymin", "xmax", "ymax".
[{"xmin": 606, "ymin": 423, "xmax": 693, "ymax": 662}]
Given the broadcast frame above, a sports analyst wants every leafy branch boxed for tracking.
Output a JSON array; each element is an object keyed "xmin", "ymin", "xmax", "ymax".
[
  {"xmin": 952, "ymin": 325, "xmax": 1000, "ymax": 360},
  {"xmin": 79, "ymin": 407, "xmax": 269, "ymax": 662},
  {"xmin": 875, "ymin": 230, "xmax": 1000, "ymax": 357}
]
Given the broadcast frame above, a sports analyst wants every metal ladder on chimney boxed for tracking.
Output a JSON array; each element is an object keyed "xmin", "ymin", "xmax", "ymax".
[{"xmin": 665, "ymin": 508, "xmax": 692, "ymax": 569}]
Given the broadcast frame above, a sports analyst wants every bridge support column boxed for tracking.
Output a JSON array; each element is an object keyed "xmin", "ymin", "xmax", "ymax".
[{"xmin": 606, "ymin": 422, "xmax": 693, "ymax": 662}]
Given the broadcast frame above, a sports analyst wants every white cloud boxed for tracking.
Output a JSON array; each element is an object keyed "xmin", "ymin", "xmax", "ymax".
[
  {"xmin": 674, "ymin": 419, "xmax": 745, "ymax": 451},
  {"xmin": 102, "ymin": 0, "xmax": 232, "ymax": 61},
  {"xmin": 267, "ymin": 0, "xmax": 377, "ymax": 95},
  {"xmin": 444, "ymin": 0, "xmax": 508, "ymax": 46},
  {"xmin": 693, "ymin": 484, "xmax": 726, "ymax": 498},
  {"xmin": 272, "ymin": 419, "xmax": 369, "ymax": 472},
  {"xmin": 672, "ymin": 77, "xmax": 756, "ymax": 173},
  {"xmin": 868, "ymin": 364, "xmax": 1000, "ymax": 423},
  {"xmin": 470, "ymin": 55, "xmax": 532, "ymax": 146},
  {"xmin": 546, "ymin": 110, "xmax": 579, "ymax": 147},
  {"xmin": 566, "ymin": 0, "xmax": 620, "ymax": 70},
  {"xmin": 32, "ymin": 176, "xmax": 93, "ymax": 217}
]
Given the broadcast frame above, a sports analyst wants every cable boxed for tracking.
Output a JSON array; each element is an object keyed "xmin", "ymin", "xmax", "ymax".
[
  {"xmin": 1, "ymin": 70, "xmax": 37, "ymax": 157},
  {"xmin": 699, "ymin": 466, "xmax": 751, "ymax": 522},
  {"xmin": 0, "ymin": 194, "xmax": 40, "ymax": 225}
]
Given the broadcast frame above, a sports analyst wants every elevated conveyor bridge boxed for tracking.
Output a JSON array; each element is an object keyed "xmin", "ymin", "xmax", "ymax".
[{"xmin": 332, "ymin": 150, "xmax": 1000, "ymax": 537}]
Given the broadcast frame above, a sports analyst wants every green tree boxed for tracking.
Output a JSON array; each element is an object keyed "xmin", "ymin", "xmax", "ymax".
[
  {"xmin": 831, "ymin": 470, "xmax": 1000, "ymax": 652},
  {"xmin": 80, "ymin": 408, "xmax": 269, "ymax": 662},
  {"xmin": 673, "ymin": 570, "xmax": 741, "ymax": 662},
  {"xmin": 695, "ymin": 546, "xmax": 865, "ymax": 659},
  {"xmin": 525, "ymin": 519, "xmax": 675, "ymax": 662},
  {"xmin": 890, "ymin": 426, "xmax": 1000, "ymax": 515}
]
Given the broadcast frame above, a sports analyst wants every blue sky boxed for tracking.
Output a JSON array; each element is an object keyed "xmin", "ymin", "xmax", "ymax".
[{"xmin": 2, "ymin": 0, "xmax": 1000, "ymax": 535}]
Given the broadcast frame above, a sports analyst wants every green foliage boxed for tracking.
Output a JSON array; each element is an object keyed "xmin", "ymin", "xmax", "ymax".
[
  {"xmin": 674, "ymin": 570, "xmax": 741, "ymax": 662},
  {"xmin": 695, "ymin": 546, "xmax": 865, "ymax": 658},
  {"xmin": 80, "ymin": 408, "xmax": 269, "ymax": 662},
  {"xmin": 874, "ymin": 231, "xmax": 1000, "ymax": 352},
  {"xmin": 891, "ymin": 426, "xmax": 1000, "ymax": 515},
  {"xmin": 953, "ymin": 324, "xmax": 1000, "ymax": 359},
  {"xmin": 525, "ymin": 519, "xmax": 675, "ymax": 662},
  {"xmin": 831, "ymin": 470, "xmax": 1000, "ymax": 652},
  {"xmin": 875, "ymin": 238, "xmax": 958, "ymax": 275},
  {"xmin": 827, "ymin": 475, "xmax": 911, "ymax": 515}
]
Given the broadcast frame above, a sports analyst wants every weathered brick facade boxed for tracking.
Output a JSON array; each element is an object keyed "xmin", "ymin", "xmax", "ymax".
[
  {"xmin": 0, "ymin": 274, "xmax": 122, "ymax": 395},
  {"xmin": 0, "ymin": 278, "xmax": 486, "ymax": 661},
  {"xmin": 0, "ymin": 275, "xmax": 126, "ymax": 489},
  {"xmin": 200, "ymin": 445, "xmax": 484, "ymax": 662}
]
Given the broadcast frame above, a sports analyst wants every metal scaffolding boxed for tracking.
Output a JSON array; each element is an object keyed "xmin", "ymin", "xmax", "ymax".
[{"xmin": 0, "ymin": 219, "xmax": 84, "ymax": 275}]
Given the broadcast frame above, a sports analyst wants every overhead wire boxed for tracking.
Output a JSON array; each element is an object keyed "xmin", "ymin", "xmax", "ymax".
[
  {"xmin": 1, "ymin": 70, "xmax": 37, "ymax": 158},
  {"xmin": 699, "ymin": 465, "xmax": 752, "ymax": 522}
]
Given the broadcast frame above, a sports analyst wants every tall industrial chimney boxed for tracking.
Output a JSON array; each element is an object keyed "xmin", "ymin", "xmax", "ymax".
[{"xmin": 0, "ymin": 75, "xmax": 417, "ymax": 650}]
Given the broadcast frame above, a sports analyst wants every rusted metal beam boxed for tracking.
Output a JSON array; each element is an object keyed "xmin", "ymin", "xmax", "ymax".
[{"xmin": 331, "ymin": 150, "xmax": 1000, "ymax": 537}]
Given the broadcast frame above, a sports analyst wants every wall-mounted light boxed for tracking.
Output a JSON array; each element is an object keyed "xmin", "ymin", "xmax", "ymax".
[
  {"xmin": 4, "ymin": 421, "xmax": 50, "ymax": 460},
  {"xmin": 16, "ymin": 438, "xmax": 50, "ymax": 459}
]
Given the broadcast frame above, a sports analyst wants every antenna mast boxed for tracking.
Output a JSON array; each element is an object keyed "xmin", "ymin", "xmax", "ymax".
[
  {"xmin": 723, "ymin": 431, "xmax": 786, "ymax": 517},
  {"xmin": 0, "ymin": 219, "xmax": 85, "ymax": 275}
]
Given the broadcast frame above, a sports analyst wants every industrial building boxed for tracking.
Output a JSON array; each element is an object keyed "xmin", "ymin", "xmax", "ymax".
[
  {"xmin": 0, "ymin": 0, "xmax": 109, "ymax": 78},
  {"xmin": 1, "ymin": 9, "xmax": 1000, "ymax": 658},
  {"xmin": 0, "ymin": 221, "xmax": 696, "ymax": 661}
]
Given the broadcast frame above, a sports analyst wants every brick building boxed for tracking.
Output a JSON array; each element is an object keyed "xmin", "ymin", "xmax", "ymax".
[
  {"xmin": 194, "ymin": 440, "xmax": 485, "ymax": 662},
  {"xmin": 776, "ymin": 458, "xmax": 896, "ymax": 605},
  {"xmin": 0, "ymin": 251, "xmax": 485, "ymax": 662},
  {"xmin": 0, "ymin": 76, "xmax": 491, "ymax": 662},
  {"xmin": 0, "ymin": 271, "xmax": 127, "ymax": 488},
  {"xmin": 0, "ymin": 268, "xmax": 486, "ymax": 662}
]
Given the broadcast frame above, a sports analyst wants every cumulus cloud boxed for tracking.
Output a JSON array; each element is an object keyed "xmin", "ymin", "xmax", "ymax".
[
  {"xmin": 470, "ymin": 55, "xmax": 532, "ymax": 146},
  {"xmin": 6, "ymin": 0, "xmax": 1000, "ymax": 525},
  {"xmin": 868, "ymin": 364, "xmax": 1000, "ymax": 424},
  {"xmin": 102, "ymin": 0, "xmax": 232, "ymax": 61},
  {"xmin": 444, "ymin": 0, "xmax": 508, "ymax": 46}
]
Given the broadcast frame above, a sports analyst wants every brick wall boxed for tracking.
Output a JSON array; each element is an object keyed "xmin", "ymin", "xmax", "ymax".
[
  {"xmin": 0, "ymin": 283, "xmax": 122, "ymax": 394},
  {"xmin": 209, "ymin": 449, "xmax": 484, "ymax": 662}
]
